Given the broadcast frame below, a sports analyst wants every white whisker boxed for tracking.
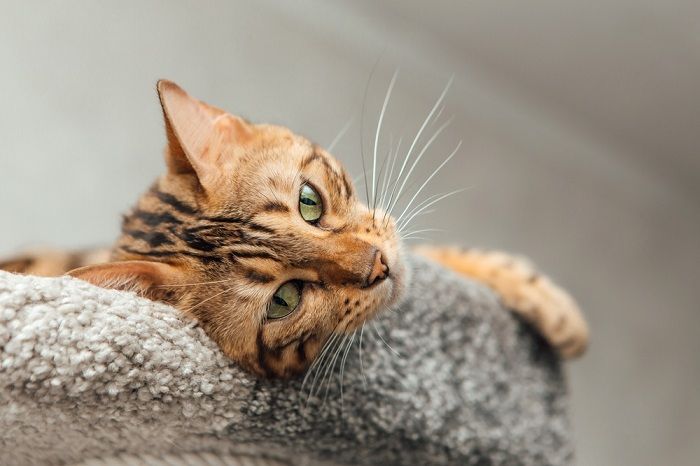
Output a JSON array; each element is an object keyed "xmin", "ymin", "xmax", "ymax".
[
  {"xmin": 304, "ymin": 331, "xmax": 341, "ymax": 401},
  {"xmin": 358, "ymin": 322, "xmax": 368, "ymax": 389},
  {"xmin": 327, "ymin": 118, "xmax": 353, "ymax": 153},
  {"xmin": 400, "ymin": 228, "xmax": 444, "ymax": 238},
  {"xmin": 392, "ymin": 182, "xmax": 446, "ymax": 229},
  {"xmin": 339, "ymin": 331, "xmax": 356, "ymax": 408},
  {"xmin": 401, "ymin": 236, "xmax": 429, "ymax": 242},
  {"xmin": 301, "ymin": 332, "xmax": 336, "ymax": 390},
  {"xmin": 378, "ymin": 136, "xmax": 402, "ymax": 213},
  {"xmin": 157, "ymin": 278, "xmax": 233, "ymax": 288},
  {"xmin": 372, "ymin": 320, "xmax": 402, "ymax": 358},
  {"xmin": 359, "ymin": 57, "xmax": 382, "ymax": 205},
  {"xmin": 183, "ymin": 286, "xmax": 234, "ymax": 313},
  {"xmin": 314, "ymin": 333, "xmax": 345, "ymax": 400},
  {"xmin": 372, "ymin": 69, "xmax": 399, "ymax": 211},
  {"xmin": 372, "ymin": 136, "xmax": 394, "ymax": 215},
  {"xmin": 400, "ymin": 208, "xmax": 437, "ymax": 224},
  {"xmin": 382, "ymin": 76, "xmax": 453, "ymax": 223},
  {"xmin": 397, "ymin": 188, "xmax": 467, "ymax": 232},
  {"xmin": 417, "ymin": 208, "xmax": 436, "ymax": 216},
  {"xmin": 321, "ymin": 333, "xmax": 350, "ymax": 402},
  {"xmin": 395, "ymin": 141, "xmax": 462, "ymax": 227},
  {"xmin": 431, "ymin": 104, "xmax": 446, "ymax": 128},
  {"xmin": 386, "ymin": 117, "xmax": 453, "ymax": 219}
]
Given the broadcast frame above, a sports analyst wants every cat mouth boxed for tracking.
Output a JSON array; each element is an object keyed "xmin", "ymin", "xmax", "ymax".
[{"xmin": 361, "ymin": 273, "xmax": 391, "ymax": 290}]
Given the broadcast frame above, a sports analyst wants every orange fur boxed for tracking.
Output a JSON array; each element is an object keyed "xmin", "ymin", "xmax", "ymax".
[
  {"xmin": 0, "ymin": 80, "xmax": 588, "ymax": 377},
  {"xmin": 75, "ymin": 80, "xmax": 406, "ymax": 378}
]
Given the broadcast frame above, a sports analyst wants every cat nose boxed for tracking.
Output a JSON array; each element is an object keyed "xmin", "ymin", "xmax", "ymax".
[{"xmin": 366, "ymin": 250, "xmax": 389, "ymax": 286}]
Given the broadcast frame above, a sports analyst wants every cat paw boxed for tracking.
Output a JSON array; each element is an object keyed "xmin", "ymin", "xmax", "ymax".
[{"xmin": 496, "ymin": 257, "xmax": 589, "ymax": 358}]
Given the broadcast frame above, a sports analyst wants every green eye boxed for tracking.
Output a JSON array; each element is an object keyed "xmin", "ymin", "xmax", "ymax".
[
  {"xmin": 267, "ymin": 281, "xmax": 301, "ymax": 319},
  {"xmin": 299, "ymin": 184, "xmax": 323, "ymax": 222}
]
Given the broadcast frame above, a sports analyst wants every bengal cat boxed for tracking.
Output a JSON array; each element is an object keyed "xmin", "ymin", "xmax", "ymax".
[{"xmin": 0, "ymin": 80, "xmax": 588, "ymax": 378}]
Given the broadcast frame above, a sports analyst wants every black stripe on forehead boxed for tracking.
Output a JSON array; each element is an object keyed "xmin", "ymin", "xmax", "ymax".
[
  {"xmin": 242, "ymin": 267, "xmax": 275, "ymax": 284},
  {"xmin": 124, "ymin": 229, "xmax": 174, "ymax": 248},
  {"xmin": 301, "ymin": 147, "xmax": 352, "ymax": 205},
  {"xmin": 118, "ymin": 245, "xmax": 223, "ymax": 264},
  {"xmin": 229, "ymin": 248, "xmax": 280, "ymax": 262},
  {"xmin": 132, "ymin": 209, "xmax": 184, "ymax": 227}
]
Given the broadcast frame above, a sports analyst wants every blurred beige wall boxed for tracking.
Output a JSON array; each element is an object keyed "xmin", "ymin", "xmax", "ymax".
[{"xmin": 1, "ymin": 2, "xmax": 698, "ymax": 465}]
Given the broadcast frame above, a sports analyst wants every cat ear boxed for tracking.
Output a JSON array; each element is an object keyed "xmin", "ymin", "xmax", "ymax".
[
  {"xmin": 68, "ymin": 260, "xmax": 184, "ymax": 304},
  {"xmin": 156, "ymin": 79, "xmax": 251, "ymax": 189}
]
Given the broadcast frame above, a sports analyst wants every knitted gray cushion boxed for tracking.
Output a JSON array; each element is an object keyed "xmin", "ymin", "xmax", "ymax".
[{"xmin": 0, "ymin": 255, "xmax": 572, "ymax": 466}]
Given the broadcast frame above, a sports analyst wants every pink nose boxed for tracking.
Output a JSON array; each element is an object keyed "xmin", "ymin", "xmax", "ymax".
[{"xmin": 366, "ymin": 250, "xmax": 389, "ymax": 286}]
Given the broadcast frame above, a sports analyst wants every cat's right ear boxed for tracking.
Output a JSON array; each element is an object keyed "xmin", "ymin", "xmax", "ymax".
[
  {"xmin": 156, "ymin": 80, "xmax": 250, "ymax": 190},
  {"xmin": 68, "ymin": 260, "xmax": 184, "ymax": 304}
]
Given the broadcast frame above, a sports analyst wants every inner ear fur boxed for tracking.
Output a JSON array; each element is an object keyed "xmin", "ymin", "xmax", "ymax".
[
  {"xmin": 156, "ymin": 79, "xmax": 252, "ymax": 191},
  {"xmin": 68, "ymin": 260, "xmax": 184, "ymax": 304}
]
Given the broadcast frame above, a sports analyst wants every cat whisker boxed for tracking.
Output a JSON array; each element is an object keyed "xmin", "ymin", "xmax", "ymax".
[
  {"xmin": 398, "ymin": 185, "xmax": 467, "ymax": 234},
  {"xmin": 399, "ymin": 228, "xmax": 444, "ymax": 239},
  {"xmin": 383, "ymin": 174, "xmax": 427, "ymax": 227},
  {"xmin": 320, "ymin": 333, "xmax": 350, "ymax": 403},
  {"xmin": 300, "ymin": 334, "xmax": 331, "ymax": 395},
  {"xmin": 371, "ymin": 69, "xmax": 399, "ymax": 219},
  {"xmin": 359, "ymin": 56, "xmax": 382, "ymax": 206},
  {"xmin": 394, "ymin": 185, "xmax": 458, "ymax": 229},
  {"xmin": 372, "ymin": 319, "xmax": 402, "ymax": 358},
  {"xmin": 372, "ymin": 136, "xmax": 394, "ymax": 219},
  {"xmin": 183, "ymin": 286, "xmax": 235, "ymax": 313},
  {"xmin": 430, "ymin": 104, "xmax": 446, "ymax": 130},
  {"xmin": 385, "ymin": 117, "xmax": 454, "ymax": 221},
  {"xmin": 400, "ymin": 236, "xmax": 429, "ymax": 242},
  {"xmin": 394, "ymin": 140, "xmax": 462, "ymax": 228},
  {"xmin": 358, "ymin": 322, "xmax": 368, "ymax": 390},
  {"xmin": 156, "ymin": 278, "xmax": 233, "ymax": 288},
  {"xmin": 312, "ymin": 332, "xmax": 347, "ymax": 403},
  {"xmin": 303, "ymin": 330, "xmax": 341, "ymax": 401},
  {"xmin": 377, "ymin": 136, "xmax": 402, "ymax": 214},
  {"xmin": 396, "ymin": 188, "xmax": 467, "ymax": 232},
  {"xmin": 392, "ymin": 188, "xmax": 443, "ymax": 231},
  {"xmin": 381, "ymin": 75, "xmax": 453, "ymax": 225},
  {"xmin": 327, "ymin": 118, "xmax": 353, "ymax": 153},
  {"xmin": 403, "ymin": 208, "xmax": 437, "ymax": 223},
  {"xmin": 396, "ymin": 193, "xmax": 444, "ymax": 228},
  {"xmin": 339, "ymin": 330, "xmax": 357, "ymax": 409},
  {"xmin": 305, "ymin": 345, "xmax": 341, "ymax": 407}
]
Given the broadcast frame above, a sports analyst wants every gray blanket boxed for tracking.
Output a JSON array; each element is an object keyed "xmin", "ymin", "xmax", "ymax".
[{"xmin": 0, "ymin": 255, "xmax": 572, "ymax": 465}]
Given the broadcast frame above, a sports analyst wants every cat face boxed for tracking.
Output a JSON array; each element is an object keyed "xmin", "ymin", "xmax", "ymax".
[{"xmin": 71, "ymin": 81, "xmax": 406, "ymax": 377}]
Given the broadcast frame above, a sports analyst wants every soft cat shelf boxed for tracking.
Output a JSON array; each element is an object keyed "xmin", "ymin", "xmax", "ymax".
[{"xmin": 0, "ymin": 255, "xmax": 573, "ymax": 465}]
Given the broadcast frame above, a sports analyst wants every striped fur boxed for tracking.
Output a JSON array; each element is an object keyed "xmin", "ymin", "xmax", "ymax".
[
  {"xmin": 68, "ymin": 80, "xmax": 407, "ymax": 378},
  {"xmin": 1, "ymin": 80, "xmax": 588, "ymax": 378}
]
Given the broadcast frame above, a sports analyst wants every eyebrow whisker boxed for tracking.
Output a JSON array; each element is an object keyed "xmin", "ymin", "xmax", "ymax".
[{"xmin": 372, "ymin": 69, "xmax": 399, "ymax": 220}]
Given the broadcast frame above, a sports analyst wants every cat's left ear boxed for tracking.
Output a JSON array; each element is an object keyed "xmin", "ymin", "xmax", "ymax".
[
  {"xmin": 68, "ymin": 260, "xmax": 184, "ymax": 304},
  {"xmin": 156, "ymin": 79, "xmax": 252, "ymax": 190}
]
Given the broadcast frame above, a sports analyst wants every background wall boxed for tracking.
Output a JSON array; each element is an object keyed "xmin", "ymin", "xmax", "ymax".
[{"xmin": 1, "ymin": 2, "xmax": 698, "ymax": 465}]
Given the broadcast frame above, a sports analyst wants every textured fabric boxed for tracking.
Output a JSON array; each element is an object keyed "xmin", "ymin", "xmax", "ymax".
[
  {"xmin": 0, "ymin": 255, "xmax": 572, "ymax": 465},
  {"xmin": 75, "ymin": 452, "xmax": 287, "ymax": 466}
]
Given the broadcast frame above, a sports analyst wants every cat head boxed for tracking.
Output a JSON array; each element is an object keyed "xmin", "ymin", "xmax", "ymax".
[{"xmin": 70, "ymin": 80, "xmax": 407, "ymax": 377}]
